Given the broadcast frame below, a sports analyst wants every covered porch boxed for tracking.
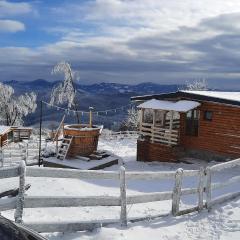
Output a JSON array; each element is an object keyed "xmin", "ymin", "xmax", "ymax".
[{"xmin": 137, "ymin": 99, "xmax": 200, "ymax": 162}]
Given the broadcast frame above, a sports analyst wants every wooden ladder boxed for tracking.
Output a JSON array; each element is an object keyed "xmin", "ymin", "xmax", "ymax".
[{"xmin": 57, "ymin": 136, "xmax": 73, "ymax": 160}]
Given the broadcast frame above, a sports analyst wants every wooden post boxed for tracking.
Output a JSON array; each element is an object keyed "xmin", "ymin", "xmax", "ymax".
[
  {"xmin": 38, "ymin": 100, "xmax": 43, "ymax": 167},
  {"xmin": 120, "ymin": 166, "xmax": 127, "ymax": 227},
  {"xmin": 172, "ymin": 168, "xmax": 183, "ymax": 216},
  {"xmin": 139, "ymin": 108, "xmax": 144, "ymax": 132},
  {"xmin": 14, "ymin": 161, "xmax": 26, "ymax": 223},
  {"xmin": 0, "ymin": 147, "xmax": 3, "ymax": 167},
  {"xmin": 25, "ymin": 142, "xmax": 28, "ymax": 163},
  {"xmin": 198, "ymin": 167, "xmax": 204, "ymax": 212},
  {"xmin": 168, "ymin": 110, "xmax": 174, "ymax": 145},
  {"xmin": 205, "ymin": 167, "xmax": 212, "ymax": 211},
  {"xmin": 89, "ymin": 107, "xmax": 94, "ymax": 128},
  {"xmin": 151, "ymin": 110, "xmax": 156, "ymax": 143}
]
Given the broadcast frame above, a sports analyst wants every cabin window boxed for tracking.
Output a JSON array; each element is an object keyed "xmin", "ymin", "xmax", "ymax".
[
  {"xmin": 204, "ymin": 111, "xmax": 213, "ymax": 121},
  {"xmin": 185, "ymin": 109, "xmax": 200, "ymax": 136}
]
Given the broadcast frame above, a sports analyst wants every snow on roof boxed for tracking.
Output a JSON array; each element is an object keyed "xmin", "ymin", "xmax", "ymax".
[
  {"xmin": 182, "ymin": 91, "xmax": 240, "ymax": 102},
  {"xmin": 137, "ymin": 99, "xmax": 200, "ymax": 112},
  {"xmin": 0, "ymin": 126, "xmax": 11, "ymax": 135}
]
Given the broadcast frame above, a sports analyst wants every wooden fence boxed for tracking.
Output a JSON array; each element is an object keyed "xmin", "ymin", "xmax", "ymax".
[
  {"xmin": 101, "ymin": 130, "xmax": 139, "ymax": 140},
  {"xmin": 0, "ymin": 139, "xmax": 45, "ymax": 167},
  {"xmin": 0, "ymin": 159, "xmax": 240, "ymax": 233}
]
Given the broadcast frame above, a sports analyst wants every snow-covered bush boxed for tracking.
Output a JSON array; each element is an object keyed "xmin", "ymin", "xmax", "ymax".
[{"xmin": 0, "ymin": 82, "xmax": 37, "ymax": 126}]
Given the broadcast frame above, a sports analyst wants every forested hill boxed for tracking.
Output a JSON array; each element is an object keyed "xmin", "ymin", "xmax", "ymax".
[{"xmin": 3, "ymin": 79, "xmax": 181, "ymax": 129}]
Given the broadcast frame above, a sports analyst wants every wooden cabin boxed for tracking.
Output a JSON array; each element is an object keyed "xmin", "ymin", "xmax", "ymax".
[
  {"xmin": 11, "ymin": 127, "xmax": 32, "ymax": 142},
  {"xmin": 0, "ymin": 126, "xmax": 12, "ymax": 147},
  {"xmin": 0, "ymin": 125, "xmax": 32, "ymax": 147},
  {"xmin": 132, "ymin": 91, "xmax": 240, "ymax": 162}
]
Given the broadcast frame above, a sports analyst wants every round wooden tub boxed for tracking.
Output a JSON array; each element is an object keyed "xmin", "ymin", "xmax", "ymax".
[{"xmin": 63, "ymin": 124, "xmax": 102, "ymax": 158}]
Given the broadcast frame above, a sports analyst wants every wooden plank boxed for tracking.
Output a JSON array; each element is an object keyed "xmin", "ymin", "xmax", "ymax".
[
  {"xmin": 0, "ymin": 197, "xmax": 17, "ymax": 211},
  {"xmin": 205, "ymin": 167, "xmax": 212, "ymax": 211},
  {"xmin": 14, "ymin": 161, "xmax": 26, "ymax": 223},
  {"xmin": 127, "ymin": 191, "xmax": 172, "ymax": 204},
  {"xmin": 181, "ymin": 187, "xmax": 198, "ymax": 195},
  {"xmin": 25, "ymin": 220, "xmax": 112, "ymax": 233},
  {"xmin": 211, "ymin": 175, "xmax": 240, "ymax": 190},
  {"xmin": 0, "ymin": 166, "xmax": 20, "ymax": 179},
  {"xmin": 26, "ymin": 167, "xmax": 119, "ymax": 180},
  {"xmin": 172, "ymin": 168, "xmax": 183, "ymax": 216},
  {"xmin": 210, "ymin": 158, "xmax": 240, "ymax": 171},
  {"xmin": 120, "ymin": 166, "xmax": 127, "ymax": 227},
  {"xmin": 24, "ymin": 196, "xmax": 120, "ymax": 208},
  {"xmin": 210, "ymin": 192, "xmax": 240, "ymax": 206},
  {"xmin": 198, "ymin": 167, "xmax": 204, "ymax": 212},
  {"xmin": 125, "ymin": 171, "xmax": 175, "ymax": 180}
]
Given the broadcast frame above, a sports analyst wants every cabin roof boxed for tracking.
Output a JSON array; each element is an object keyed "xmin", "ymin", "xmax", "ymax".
[
  {"xmin": 131, "ymin": 90, "xmax": 240, "ymax": 107},
  {"xmin": 0, "ymin": 126, "xmax": 11, "ymax": 136},
  {"xmin": 137, "ymin": 99, "xmax": 200, "ymax": 112}
]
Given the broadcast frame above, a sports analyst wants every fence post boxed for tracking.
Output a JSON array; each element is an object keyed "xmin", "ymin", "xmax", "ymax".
[
  {"xmin": 205, "ymin": 166, "xmax": 212, "ymax": 211},
  {"xmin": 120, "ymin": 166, "xmax": 127, "ymax": 227},
  {"xmin": 14, "ymin": 160, "xmax": 26, "ymax": 223},
  {"xmin": 26, "ymin": 142, "xmax": 28, "ymax": 162},
  {"xmin": 198, "ymin": 167, "xmax": 204, "ymax": 212},
  {"xmin": 172, "ymin": 168, "xmax": 183, "ymax": 216},
  {"xmin": 0, "ymin": 148, "xmax": 3, "ymax": 167}
]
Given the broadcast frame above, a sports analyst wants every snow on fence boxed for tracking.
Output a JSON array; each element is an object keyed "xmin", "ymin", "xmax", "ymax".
[
  {"xmin": 0, "ymin": 139, "xmax": 45, "ymax": 167},
  {"xmin": 101, "ymin": 130, "xmax": 138, "ymax": 140},
  {"xmin": 0, "ymin": 159, "xmax": 240, "ymax": 233}
]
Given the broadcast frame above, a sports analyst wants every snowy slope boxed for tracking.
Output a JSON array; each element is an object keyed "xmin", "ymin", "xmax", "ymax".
[{"xmin": 1, "ymin": 137, "xmax": 240, "ymax": 240}]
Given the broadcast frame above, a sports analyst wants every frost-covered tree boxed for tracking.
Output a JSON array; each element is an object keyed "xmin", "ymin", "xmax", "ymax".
[
  {"xmin": 50, "ymin": 61, "xmax": 80, "ymax": 122},
  {"xmin": 50, "ymin": 61, "xmax": 78, "ymax": 107},
  {"xmin": 185, "ymin": 79, "xmax": 208, "ymax": 91},
  {"xmin": 0, "ymin": 82, "xmax": 37, "ymax": 126},
  {"xmin": 121, "ymin": 107, "xmax": 140, "ymax": 131}
]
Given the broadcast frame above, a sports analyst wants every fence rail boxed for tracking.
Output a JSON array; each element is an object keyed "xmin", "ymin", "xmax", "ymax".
[
  {"xmin": 0, "ymin": 158, "xmax": 240, "ymax": 233},
  {"xmin": 0, "ymin": 139, "xmax": 44, "ymax": 167}
]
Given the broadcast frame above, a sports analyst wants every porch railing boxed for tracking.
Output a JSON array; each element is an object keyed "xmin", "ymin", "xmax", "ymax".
[{"xmin": 140, "ymin": 122, "xmax": 179, "ymax": 146}]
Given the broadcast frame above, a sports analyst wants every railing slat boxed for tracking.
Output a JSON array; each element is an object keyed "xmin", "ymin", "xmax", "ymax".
[
  {"xmin": 0, "ymin": 197, "xmax": 17, "ymax": 211},
  {"xmin": 210, "ymin": 158, "xmax": 240, "ymax": 171},
  {"xmin": 24, "ymin": 196, "xmax": 120, "ymax": 208},
  {"xmin": 0, "ymin": 166, "xmax": 20, "ymax": 179},
  {"xmin": 127, "ymin": 191, "xmax": 172, "ymax": 204},
  {"xmin": 26, "ymin": 167, "xmax": 119, "ymax": 180}
]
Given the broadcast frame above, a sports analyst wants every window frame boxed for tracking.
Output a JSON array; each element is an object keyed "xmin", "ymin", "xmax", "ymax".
[{"xmin": 204, "ymin": 110, "xmax": 213, "ymax": 121}]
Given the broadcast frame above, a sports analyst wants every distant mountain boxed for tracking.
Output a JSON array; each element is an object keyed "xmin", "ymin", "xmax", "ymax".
[{"xmin": 1, "ymin": 79, "xmax": 181, "ymax": 128}]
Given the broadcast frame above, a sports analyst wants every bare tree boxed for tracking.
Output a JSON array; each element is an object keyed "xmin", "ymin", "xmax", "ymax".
[{"xmin": 0, "ymin": 82, "xmax": 37, "ymax": 126}]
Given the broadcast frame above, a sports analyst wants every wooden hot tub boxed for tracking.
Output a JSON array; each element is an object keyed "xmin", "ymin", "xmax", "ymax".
[{"xmin": 64, "ymin": 124, "xmax": 102, "ymax": 158}]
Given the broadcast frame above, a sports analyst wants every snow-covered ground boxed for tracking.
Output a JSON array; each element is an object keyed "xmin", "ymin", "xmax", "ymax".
[{"xmin": 1, "ymin": 136, "xmax": 240, "ymax": 240}]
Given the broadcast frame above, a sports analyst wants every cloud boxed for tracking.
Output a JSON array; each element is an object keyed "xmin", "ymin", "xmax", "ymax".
[
  {"xmin": 0, "ymin": 20, "xmax": 25, "ymax": 32},
  {"xmin": 1, "ymin": 0, "xmax": 240, "ymax": 89},
  {"xmin": 0, "ymin": 0, "xmax": 32, "ymax": 17}
]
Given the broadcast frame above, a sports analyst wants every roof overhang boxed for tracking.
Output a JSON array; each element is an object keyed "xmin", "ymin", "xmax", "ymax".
[
  {"xmin": 137, "ymin": 99, "xmax": 201, "ymax": 112},
  {"xmin": 131, "ymin": 90, "xmax": 240, "ymax": 108},
  {"xmin": 0, "ymin": 126, "xmax": 12, "ymax": 136}
]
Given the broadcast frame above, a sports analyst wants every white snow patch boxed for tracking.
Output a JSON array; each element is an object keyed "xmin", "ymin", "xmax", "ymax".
[
  {"xmin": 182, "ymin": 90, "xmax": 240, "ymax": 102},
  {"xmin": 137, "ymin": 99, "xmax": 200, "ymax": 112},
  {"xmin": 1, "ymin": 137, "xmax": 240, "ymax": 240}
]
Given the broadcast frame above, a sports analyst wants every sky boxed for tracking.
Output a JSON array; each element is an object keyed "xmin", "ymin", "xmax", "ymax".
[{"xmin": 1, "ymin": 0, "xmax": 240, "ymax": 88}]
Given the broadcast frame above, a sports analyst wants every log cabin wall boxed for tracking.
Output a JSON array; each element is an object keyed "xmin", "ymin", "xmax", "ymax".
[
  {"xmin": 179, "ymin": 102, "xmax": 240, "ymax": 158},
  {"xmin": 137, "ymin": 140, "xmax": 181, "ymax": 162}
]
